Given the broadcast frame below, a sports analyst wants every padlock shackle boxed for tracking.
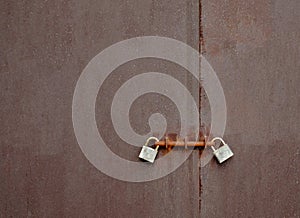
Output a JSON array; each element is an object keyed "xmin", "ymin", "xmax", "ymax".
[
  {"xmin": 145, "ymin": 137, "xmax": 160, "ymax": 146},
  {"xmin": 210, "ymin": 137, "xmax": 226, "ymax": 152},
  {"xmin": 211, "ymin": 137, "xmax": 226, "ymax": 145},
  {"xmin": 211, "ymin": 146, "xmax": 217, "ymax": 152}
]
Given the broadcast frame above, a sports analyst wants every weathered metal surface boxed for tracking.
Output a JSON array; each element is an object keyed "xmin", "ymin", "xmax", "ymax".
[
  {"xmin": 1, "ymin": 0, "xmax": 200, "ymax": 217},
  {"xmin": 201, "ymin": 0, "xmax": 300, "ymax": 217},
  {"xmin": 2, "ymin": 0, "xmax": 300, "ymax": 217}
]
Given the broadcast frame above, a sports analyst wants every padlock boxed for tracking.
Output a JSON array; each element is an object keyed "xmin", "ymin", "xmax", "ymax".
[
  {"xmin": 139, "ymin": 137, "xmax": 159, "ymax": 163},
  {"xmin": 211, "ymin": 137, "xmax": 234, "ymax": 163}
]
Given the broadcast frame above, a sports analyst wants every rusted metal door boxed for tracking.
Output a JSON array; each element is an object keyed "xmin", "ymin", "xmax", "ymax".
[
  {"xmin": 1, "ymin": 0, "xmax": 299, "ymax": 217},
  {"xmin": 200, "ymin": 0, "xmax": 300, "ymax": 217},
  {"xmin": 1, "ymin": 1, "xmax": 200, "ymax": 217}
]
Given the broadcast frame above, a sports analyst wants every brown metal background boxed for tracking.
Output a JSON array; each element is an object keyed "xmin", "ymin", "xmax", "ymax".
[
  {"xmin": 1, "ymin": 0, "xmax": 300, "ymax": 217},
  {"xmin": 1, "ymin": 1, "xmax": 200, "ymax": 217},
  {"xmin": 200, "ymin": 0, "xmax": 300, "ymax": 217}
]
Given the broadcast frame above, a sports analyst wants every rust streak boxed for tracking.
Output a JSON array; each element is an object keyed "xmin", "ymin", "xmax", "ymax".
[{"xmin": 199, "ymin": 0, "xmax": 204, "ymax": 216}]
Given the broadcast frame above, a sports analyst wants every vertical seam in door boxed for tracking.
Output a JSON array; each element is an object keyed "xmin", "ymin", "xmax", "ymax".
[{"xmin": 199, "ymin": 0, "xmax": 204, "ymax": 216}]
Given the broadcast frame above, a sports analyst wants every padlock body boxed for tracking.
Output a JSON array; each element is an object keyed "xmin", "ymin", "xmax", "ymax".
[
  {"xmin": 139, "ymin": 146, "xmax": 158, "ymax": 163},
  {"xmin": 213, "ymin": 144, "xmax": 234, "ymax": 163}
]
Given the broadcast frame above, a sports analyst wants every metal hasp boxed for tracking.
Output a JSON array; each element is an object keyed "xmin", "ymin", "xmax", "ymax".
[
  {"xmin": 139, "ymin": 137, "xmax": 160, "ymax": 163},
  {"xmin": 211, "ymin": 137, "xmax": 234, "ymax": 163}
]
